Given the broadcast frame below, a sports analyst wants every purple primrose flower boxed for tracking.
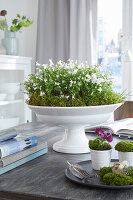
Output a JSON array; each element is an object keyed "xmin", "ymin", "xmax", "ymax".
[
  {"xmin": 104, "ymin": 130, "xmax": 113, "ymax": 142},
  {"xmin": 95, "ymin": 128, "xmax": 113, "ymax": 142}
]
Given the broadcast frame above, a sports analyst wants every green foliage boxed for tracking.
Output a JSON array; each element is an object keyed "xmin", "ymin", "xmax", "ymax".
[
  {"xmin": 10, "ymin": 14, "xmax": 33, "ymax": 32},
  {"xmin": 89, "ymin": 137, "xmax": 112, "ymax": 150},
  {"xmin": 103, "ymin": 172, "xmax": 133, "ymax": 186},
  {"xmin": 24, "ymin": 60, "xmax": 126, "ymax": 107},
  {"xmin": 0, "ymin": 18, "xmax": 8, "ymax": 31},
  {"xmin": 98, "ymin": 167, "xmax": 113, "ymax": 180},
  {"xmin": 126, "ymin": 167, "xmax": 133, "ymax": 177},
  {"xmin": 115, "ymin": 141, "xmax": 133, "ymax": 152}
]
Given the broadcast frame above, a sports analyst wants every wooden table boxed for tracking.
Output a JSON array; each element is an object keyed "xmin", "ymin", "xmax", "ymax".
[{"xmin": 0, "ymin": 122, "xmax": 133, "ymax": 200}]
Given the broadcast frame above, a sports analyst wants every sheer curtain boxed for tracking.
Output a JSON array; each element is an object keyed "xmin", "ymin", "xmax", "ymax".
[
  {"xmin": 36, "ymin": 0, "xmax": 97, "ymax": 65},
  {"xmin": 122, "ymin": 0, "xmax": 133, "ymax": 100}
]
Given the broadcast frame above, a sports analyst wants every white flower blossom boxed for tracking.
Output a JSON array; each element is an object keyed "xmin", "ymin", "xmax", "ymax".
[
  {"xmin": 70, "ymin": 80, "xmax": 73, "ymax": 86},
  {"xmin": 49, "ymin": 59, "xmax": 54, "ymax": 66},
  {"xmin": 57, "ymin": 60, "xmax": 62, "ymax": 65},
  {"xmin": 98, "ymin": 87, "xmax": 102, "ymax": 92},
  {"xmin": 55, "ymin": 82, "xmax": 60, "ymax": 86},
  {"xmin": 36, "ymin": 61, "xmax": 40, "ymax": 67},
  {"xmin": 42, "ymin": 64, "xmax": 48, "ymax": 69}
]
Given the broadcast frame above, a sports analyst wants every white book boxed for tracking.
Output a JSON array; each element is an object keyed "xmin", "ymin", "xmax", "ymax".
[{"xmin": 85, "ymin": 118, "xmax": 133, "ymax": 136}]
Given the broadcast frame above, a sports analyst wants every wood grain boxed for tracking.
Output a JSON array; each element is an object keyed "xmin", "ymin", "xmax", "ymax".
[{"xmin": 114, "ymin": 101, "xmax": 133, "ymax": 120}]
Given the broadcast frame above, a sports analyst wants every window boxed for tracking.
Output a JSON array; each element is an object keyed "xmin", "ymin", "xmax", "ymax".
[{"xmin": 98, "ymin": 0, "xmax": 122, "ymax": 92}]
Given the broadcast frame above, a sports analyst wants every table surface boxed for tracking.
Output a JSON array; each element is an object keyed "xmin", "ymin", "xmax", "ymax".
[{"xmin": 0, "ymin": 122, "xmax": 133, "ymax": 200}]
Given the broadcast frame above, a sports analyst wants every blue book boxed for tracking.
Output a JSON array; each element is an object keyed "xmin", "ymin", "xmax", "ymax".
[
  {"xmin": 0, "ymin": 135, "xmax": 38, "ymax": 158},
  {"xmin": 0, "ymin": 148, "xmax": 48, "ymax": 175}
]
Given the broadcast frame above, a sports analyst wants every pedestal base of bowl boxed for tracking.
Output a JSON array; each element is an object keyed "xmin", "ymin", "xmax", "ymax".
[{"xmin": 53, "ymin": 126, "xmax": 90, "ymax": 154}]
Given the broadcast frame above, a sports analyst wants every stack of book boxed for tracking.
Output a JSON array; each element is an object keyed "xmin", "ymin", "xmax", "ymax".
[{"xmin": 0, "ymin": 129, "xmax": 47, "ymax": 175}]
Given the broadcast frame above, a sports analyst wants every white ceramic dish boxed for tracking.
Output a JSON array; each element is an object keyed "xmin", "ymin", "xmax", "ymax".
[
  {"xmin": 28, "ymin": 103, "xmax": 122, "ymax": 154},
  {"xmin": 0, "ymin": 94, "xmax": 8, "ymax": 101},
  {"xmin": 0, "ymin": 115, "xmax": 19, "ymax": 130},
  {"xmin": 0, "ymin": 83, "xmax": 20, "ymax": 100}
]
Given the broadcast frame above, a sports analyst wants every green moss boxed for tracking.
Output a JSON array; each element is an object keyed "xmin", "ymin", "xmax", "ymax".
[
  {"xmin": 89, "ymin": 137, "xmax": 112, "ymax": 150},
  {"xmin": 115, "ymin": 141, "xmax": 133, "ymax": 152},
  {"xmin": 103, "ymin": 173, "xmax": 133, "ymax": 186},
  {"xmin": 126, "ymin": 167, "xmax": 133, "ymax": 177},
  {"xmin": 99, "ymin": 167, "xmax": 113, "ymax": 180}
]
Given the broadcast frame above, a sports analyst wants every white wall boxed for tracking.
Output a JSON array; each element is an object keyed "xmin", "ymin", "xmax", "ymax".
[{"xmin": 0, "ymin": 0, "xmax": 38, "ymax": 72}]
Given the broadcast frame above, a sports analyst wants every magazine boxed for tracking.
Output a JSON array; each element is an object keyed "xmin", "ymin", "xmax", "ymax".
[
  {"xmin": 0, "ymin": 129, "xmax": 17, "ymax": 142},
  {"xmin": 85, "ymin": 118, "xmax": 133, "ymax": 136},
  {"xmin": 0, "ymin": 135, "xmax": 38, "ymax": 158}
]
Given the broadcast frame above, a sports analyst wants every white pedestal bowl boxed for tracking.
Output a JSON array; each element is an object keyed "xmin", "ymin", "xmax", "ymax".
[{"xmin": 28, "ymin": 103, "xmax": 121, "ymax": 154}]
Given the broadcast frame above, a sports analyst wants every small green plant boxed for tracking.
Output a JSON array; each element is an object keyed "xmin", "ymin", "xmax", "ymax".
[
  {"xmin": 10, "ymin": 14, "xmax": 33, "ymax": 32},
  {"xmin": 89, "ymin": 138, "xmax": 112, "ymax": 150},
  {"xmin": 115, "ymin": 141, "xmax": 133, "ymax": 152},
  {"xmin": 126, "ymin": 167, "xmax": 133, "ymax": 177},
  {"xmin": 89, "ymin": 128, "xmax": 113, "ymax": 150},
  {"xmin": 0, "ymin": 10, "xmax": 33, "ymax": 32},
  {"xmin": 103, "ymin": 172, "xmax": 133, "ymax": 186},
  {"xmin": 24, "ymin": 59, "xmax": 126, "ymax": 107}
]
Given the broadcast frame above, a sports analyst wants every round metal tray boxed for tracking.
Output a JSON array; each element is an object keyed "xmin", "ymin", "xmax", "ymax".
[{"xmin": 65, "ymin": 159, "xmax": 133, "ymax": 189}]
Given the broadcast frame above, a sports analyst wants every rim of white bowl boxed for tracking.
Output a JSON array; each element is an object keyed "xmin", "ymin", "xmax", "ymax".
[{"xmin": 28, "ymin": 102, "xmax": 122, "ymax": 109}]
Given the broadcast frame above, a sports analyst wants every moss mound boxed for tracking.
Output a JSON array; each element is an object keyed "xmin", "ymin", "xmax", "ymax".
[
  {"xmin": 103, "ymin": 172, "xmax": 133, "ymax": 186},
  {"xmin": 115, "ymin": 141, "xmax": 133, "ymax": 152},
  {"xmin": 89, "ymin": 137, "xmax": 112, "ymax": 151}
]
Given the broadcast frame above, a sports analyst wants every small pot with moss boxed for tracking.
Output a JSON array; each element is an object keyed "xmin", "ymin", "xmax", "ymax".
[
  {"xmin": 89, "ymin": 128, "xmax": 113, "ymax": 170},
  {"xmin": 115, "ymin": 141, "xmax": 133, "ymax": 166}
]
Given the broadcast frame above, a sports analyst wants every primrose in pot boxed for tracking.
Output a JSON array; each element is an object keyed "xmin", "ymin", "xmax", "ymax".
[
  {"xmin": 115, "ymin": 141, "xmax": 133, "ymax": 166},
  {"xmin": 89, "ymin": 128, "xmax": 113, "ymax": 170}
]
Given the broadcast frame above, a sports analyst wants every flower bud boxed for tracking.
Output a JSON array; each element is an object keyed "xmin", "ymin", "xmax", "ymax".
[{"xmin": 0, "ymin": 10, "xmax": 7, "ymax": 16}]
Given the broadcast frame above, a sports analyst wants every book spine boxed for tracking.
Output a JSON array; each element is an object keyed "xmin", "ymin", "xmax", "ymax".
[
  {"xmin": 0, "ymin": 136, "xmax": 38, "ymax": 158},
  {"xmin": 0, "ymin": 148, "xmax": 48, "ymax": 175}
]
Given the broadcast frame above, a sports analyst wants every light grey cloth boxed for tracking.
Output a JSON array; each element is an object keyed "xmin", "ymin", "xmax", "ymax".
[{"xmin": 36, "ymin": 0, "xmax": 97, "ymax": 65}]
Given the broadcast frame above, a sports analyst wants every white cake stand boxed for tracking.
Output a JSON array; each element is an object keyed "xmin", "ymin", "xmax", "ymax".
[{"xmin": 28, "ymin": 103, "xmax": 121, "ymax": 154}]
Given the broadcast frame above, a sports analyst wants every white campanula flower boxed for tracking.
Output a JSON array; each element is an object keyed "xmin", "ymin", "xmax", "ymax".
[
  {"xmin": 42, "ymin": 64, "xmax": 48, "ymax": 69},
  {"xmin": 40, "ymin": 92, "xmax": 45, "ymax": 96},
  {"xmin": 96, "ymin": 78, "xmax": 104, "ymax": 85},
  {"xmin": 98, "ymin": 87, "xmax": 102, "ymax": 92},
  {"xmin": 55, "ymin": 82, "xmax": 60, "ymax": 86},
  {"xmin": 72, "ymin": 69, "xmax": 78, "ymax": 74},
  {"xmin": 70, "ymin": 80, "xmax": 73, "ymax": 86},
  {"xmin": 36, "ymin": 61, "xmax": 40, "ymax": 67},
  {"xmin": 58, "ymin": 60, "xmax": 62, "ymax": 65},
  {"xmin": 49, "ymin": 59, "xmax": 54, "ymax": 66},
  {"xmin": 86, "ymin": 74, "xmax": 91, "ymax": 80},
  {"xmin": 66, "ymin": 96, "xmax": 69, "ymax": 100},
  {"xmin": 86, "ymin": 79, "xmax": 90, "ymax": 83}
]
